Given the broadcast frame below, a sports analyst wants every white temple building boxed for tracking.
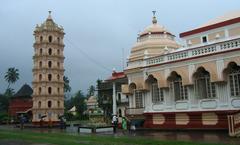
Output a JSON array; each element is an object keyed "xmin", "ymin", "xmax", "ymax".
[{"xmin": 122, "ymin": 11, "xmax": 240, "ymax": 132}]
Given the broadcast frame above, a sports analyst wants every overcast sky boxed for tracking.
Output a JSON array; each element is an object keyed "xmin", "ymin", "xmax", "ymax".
[{"xmin": 0, "ymin": 0, "xmax": 239, "ymax": 95}]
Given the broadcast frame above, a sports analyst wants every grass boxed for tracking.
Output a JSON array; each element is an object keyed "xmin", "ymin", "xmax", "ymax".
[{"xmin": 0, "ymin": 129, "xmax": 228, "ymax": 145}]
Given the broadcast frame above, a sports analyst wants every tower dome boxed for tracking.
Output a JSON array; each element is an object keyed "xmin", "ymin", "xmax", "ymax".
[{"xmin": 128, "ymin": 11, "xmax": 180, "ymax": 62}]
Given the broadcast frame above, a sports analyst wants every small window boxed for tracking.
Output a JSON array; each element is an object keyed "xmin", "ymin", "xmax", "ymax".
[
  {"xmin": 38, "ymin": 101, "xmax": 41, "ymax": 108},
  {"xmin": 48, "ymin": 36, "xmax": 52, "ymax": 43},
  {"xmin": 48, "ymin": 61, "xmax": 52, "ymax": 68},
  {"xmin": 39, "ymin": 61, "xmax": 42, "ymax": 68},
  {"xmin": 40, "ymin": 36, "xmax": 43, "ymax": 42},
  {"xmin": 39, "ymin": 74, "xmax": 42, "ymax": 81},
  {"xmin": 48, "ymin": 74, "xmax": 52, "ymax": 81},
  {"xmin": 40, "ymin": 48, "xmax": 43, "ymax": 55},
  {"xmin": 48, "ymin": 87, "xmax": 52, "ymax": 94},
  {"xmin": 58, "ymin": 101, "xmax": 60, "ymax": 108},
  {"xmin": 48, "ymin": 48, "xmax": 52, "ymax": 55},
  {"xmin": 202, "ymin": 36, "xmax": 207, "ymax": 43},
  {"xmin": 48, "ymin": 101, "xmax": 52, "ymax": 108},
  {"xmin": 38, "ymin": 87, "xmax": 42, "ymax": 95}
]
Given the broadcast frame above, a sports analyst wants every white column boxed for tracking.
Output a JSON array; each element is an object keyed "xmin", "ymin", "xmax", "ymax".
[{"xmin": 112, "ymin": 82, "xmax": 117, "ymax": 116}]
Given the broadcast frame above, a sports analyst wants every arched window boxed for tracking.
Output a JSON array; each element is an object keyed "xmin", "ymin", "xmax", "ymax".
[
  {"xmin": 226, "ymin": 63, "xmax": 240, "ymax": 97},
  {"xmin": 146, "ymin": 75, "xmax": 164, "ymax": 103},
  {"xmin": 40, "ymin": 48, "xmax": 43, "ymax": 55},
  {"xmin": 38, "ymin": 87, "xmax": 42, "ymax": 95},
  {"xmin": 169, "ymin": 72, "xmax": 188, "ymax": 101},
  {"xmin": 48, "ymin": 101, "xmax": 52, "ymax": 108},
  {"xmin": 48, "ymin": 35, "xmax": 52, "ymax": 43},
  {"xmin": 38, "ymin": 101, "xmax": 41, "ymax": 108},
  {"xmin": 57, "ymin": 62, "xmax": 60, "ymax": 68},
  {"xmin": 48, "ymin": 87, "xmax": 52, "ymax": 94},
  {"xmin": 39, "ymin": 74, "xmax": 42, "ymax": 81},
  {"xmin": 57, "ymin": 101, "xmax": 60, "ymax": 108},
  {"xmin": 48, "ymin": 61, "xmax": 52, "ymax": 68},
  {"xmin": 39, "ymin": 61, "xmax": 42, "ymax": 68},
  {"xmin": 57, "ymin": 74, "xmax": 60, "ymax": 80},
  {"xmin": 48, "ymin": 74, "xmax": 52, "ymax": 81},
  {"xmin": 48, "ymin": 48, "xmax": 52, "ymax": 55},
  {"xmin": 194, "ymin": 67, "xmax": 216, "ymax": 99},
  {"xmin": 57, "ymin": 49, "xmax": 60, "ymax": 55},
  {"xmin": 40, "ymin": 36, "xmax": 43, "ymax": 42}
]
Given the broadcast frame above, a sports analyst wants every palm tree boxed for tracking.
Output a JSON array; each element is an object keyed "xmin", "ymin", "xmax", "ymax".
[
  {"xmin": 4, "ymin": 67, "xmax": 19, "ymax": 89},
  {"xmin": 63, "ymin": 76, "xmax": 71, "ymax": 93}
]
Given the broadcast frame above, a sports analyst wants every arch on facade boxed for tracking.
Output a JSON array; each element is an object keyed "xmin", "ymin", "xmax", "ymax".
[
  {"xmin": 48, "ymin": 100, "xmax": 52, "ymax": 108},
  {"xmin": 194, "ymin": 62, "xmax": 218, "ymax": 82},
  {"xmin": 129, "ymin": 83, "xmax": 136, "ymax": 94},
  {"xmin": 145, "ymin": 75, "xmax": 158, "ymax": 91},
  {"xmin": 48, "ymin": 87, "xmax": 52, "ymax": 94},
  {"xmin": 167, "ymin": 71, "xmax": 188, "ymax": 101},
  {"xmin": 145, "ymin": 74, "xmax": 164, "ymax": 103},
  {"xmin": 38, "ymin": 87, "xmax": 42, "ymax": 95},
  {"xmin": 38, "ymin": 101, "xmax": 41, "ymax": 108},
  {"xmin": 57, "ymin": 37, "xmax": 60, "ymax": 44},
  {"xmin": 48, "ymin": 35, "xmax": 52, "ymax": 43},
  {"xmin": 48, "ymin": 74, "xmax": 52, "ymax": 81},
  {"xmin": 40, "ymin": 36, "xmax": 43, "ymax": 42},
  {"xmin": 48, "ymin": 61, "xmax": 52, "ymax": 68},
  {"xmin": 223, "ymin": 62, "xmax": 240, "ymax": 97},
  {"xmin": 57, "ymin": 101, "xmax": 60, "ymax": 108},
  {"xmin": 39, "ymin": 74, "xmax": 42, "ymax": 81},
  {"xmin": 48, "ymin": 48, "xmax": 52, "ymax": 55},
  {"xmin": 40, "ymin": 48, "xmax": 43, "ymax": 55},
  {"xmin": 193, "ymin": 67, "xmax": 216, "ymax": 99},
  {"xmin": 39, "ymin": 61, "xmax": 42, "ymax": 68}
]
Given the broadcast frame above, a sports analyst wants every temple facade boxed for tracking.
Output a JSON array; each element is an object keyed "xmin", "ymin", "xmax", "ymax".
[
  {"xmin": 122, "ymin": 11, "xmax": 240, "ymax": 129},
  {"xmin": 32, "ymin": 11, "xmax": 65, "ymax": 124}
]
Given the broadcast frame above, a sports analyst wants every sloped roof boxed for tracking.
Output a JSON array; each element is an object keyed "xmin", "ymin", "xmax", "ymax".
[{"xmin": 13, "ymin": 84, "xmax": 33, "ymax": 98}]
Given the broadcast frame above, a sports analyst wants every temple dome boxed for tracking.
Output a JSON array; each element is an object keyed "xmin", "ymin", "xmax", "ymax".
[{"xmin": 128, "ymin": 12, "xmax": 180, "ymax": 62}]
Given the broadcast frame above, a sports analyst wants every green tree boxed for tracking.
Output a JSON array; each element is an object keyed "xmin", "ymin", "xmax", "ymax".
[
  {"xmin": 0, "ymin": 94, "xmax": 9, "ymax": 113},
  {"xmin": 87, "ymin": 85, "xmax": 95, "ymax": 98},
  {"xmin": 73, "ymin": 90, "xmax": 87, "ymax": 116},
  {"xmin": 4, "ymin": 67, "xmax": 19, "ymax": 90},
  {"xmin": 63, "ymin": 76, "xmax": 71, "ymax": 93},
  {"xmin": 4, "ymin": 88, "xmax": 15, "ymax": 97}
]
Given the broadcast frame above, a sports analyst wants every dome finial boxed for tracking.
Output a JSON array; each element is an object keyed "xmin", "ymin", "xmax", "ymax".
[
  {"xmin": 152, "ymin": 11, "xmax": 157, "ymax": 24},
  {"xmin": 47, "ymin": 11, "xmax": 52, "ymax": 20}
]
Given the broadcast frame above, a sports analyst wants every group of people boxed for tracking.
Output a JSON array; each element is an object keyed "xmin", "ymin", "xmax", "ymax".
[{"xmin": 112, "ymin": 115, "xmax": 135, "ymax": 133}]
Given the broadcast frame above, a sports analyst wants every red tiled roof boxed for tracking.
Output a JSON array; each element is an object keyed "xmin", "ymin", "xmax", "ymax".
[{"xmin": 106, "ymin": 71, "xmax": 126, "ymax": 81}]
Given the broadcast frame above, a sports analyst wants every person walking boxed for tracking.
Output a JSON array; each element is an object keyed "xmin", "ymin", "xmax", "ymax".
[{"xmin": 112, "ymin": 115, "xmax": 117, "ymax": 133}]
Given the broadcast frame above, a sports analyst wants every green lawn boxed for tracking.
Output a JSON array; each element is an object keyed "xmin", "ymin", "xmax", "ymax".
[{"xmin": 0, "ymin": 129, "xmax": 227, "ymax": 145}]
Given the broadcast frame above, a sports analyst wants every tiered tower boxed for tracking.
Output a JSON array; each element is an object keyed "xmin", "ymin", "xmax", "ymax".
[{"xmin": 32, "ymin": 11, "xmax": 65, "ymax": 124}]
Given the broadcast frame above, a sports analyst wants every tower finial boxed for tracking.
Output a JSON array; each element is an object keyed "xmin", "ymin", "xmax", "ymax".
[
  {"xmin": 47, "ymin": 11, "xmax": 52, "ymax": 20},
  {"xmin": 152, "ymin": 11, "xmax": 157, "ymax": 24}
]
